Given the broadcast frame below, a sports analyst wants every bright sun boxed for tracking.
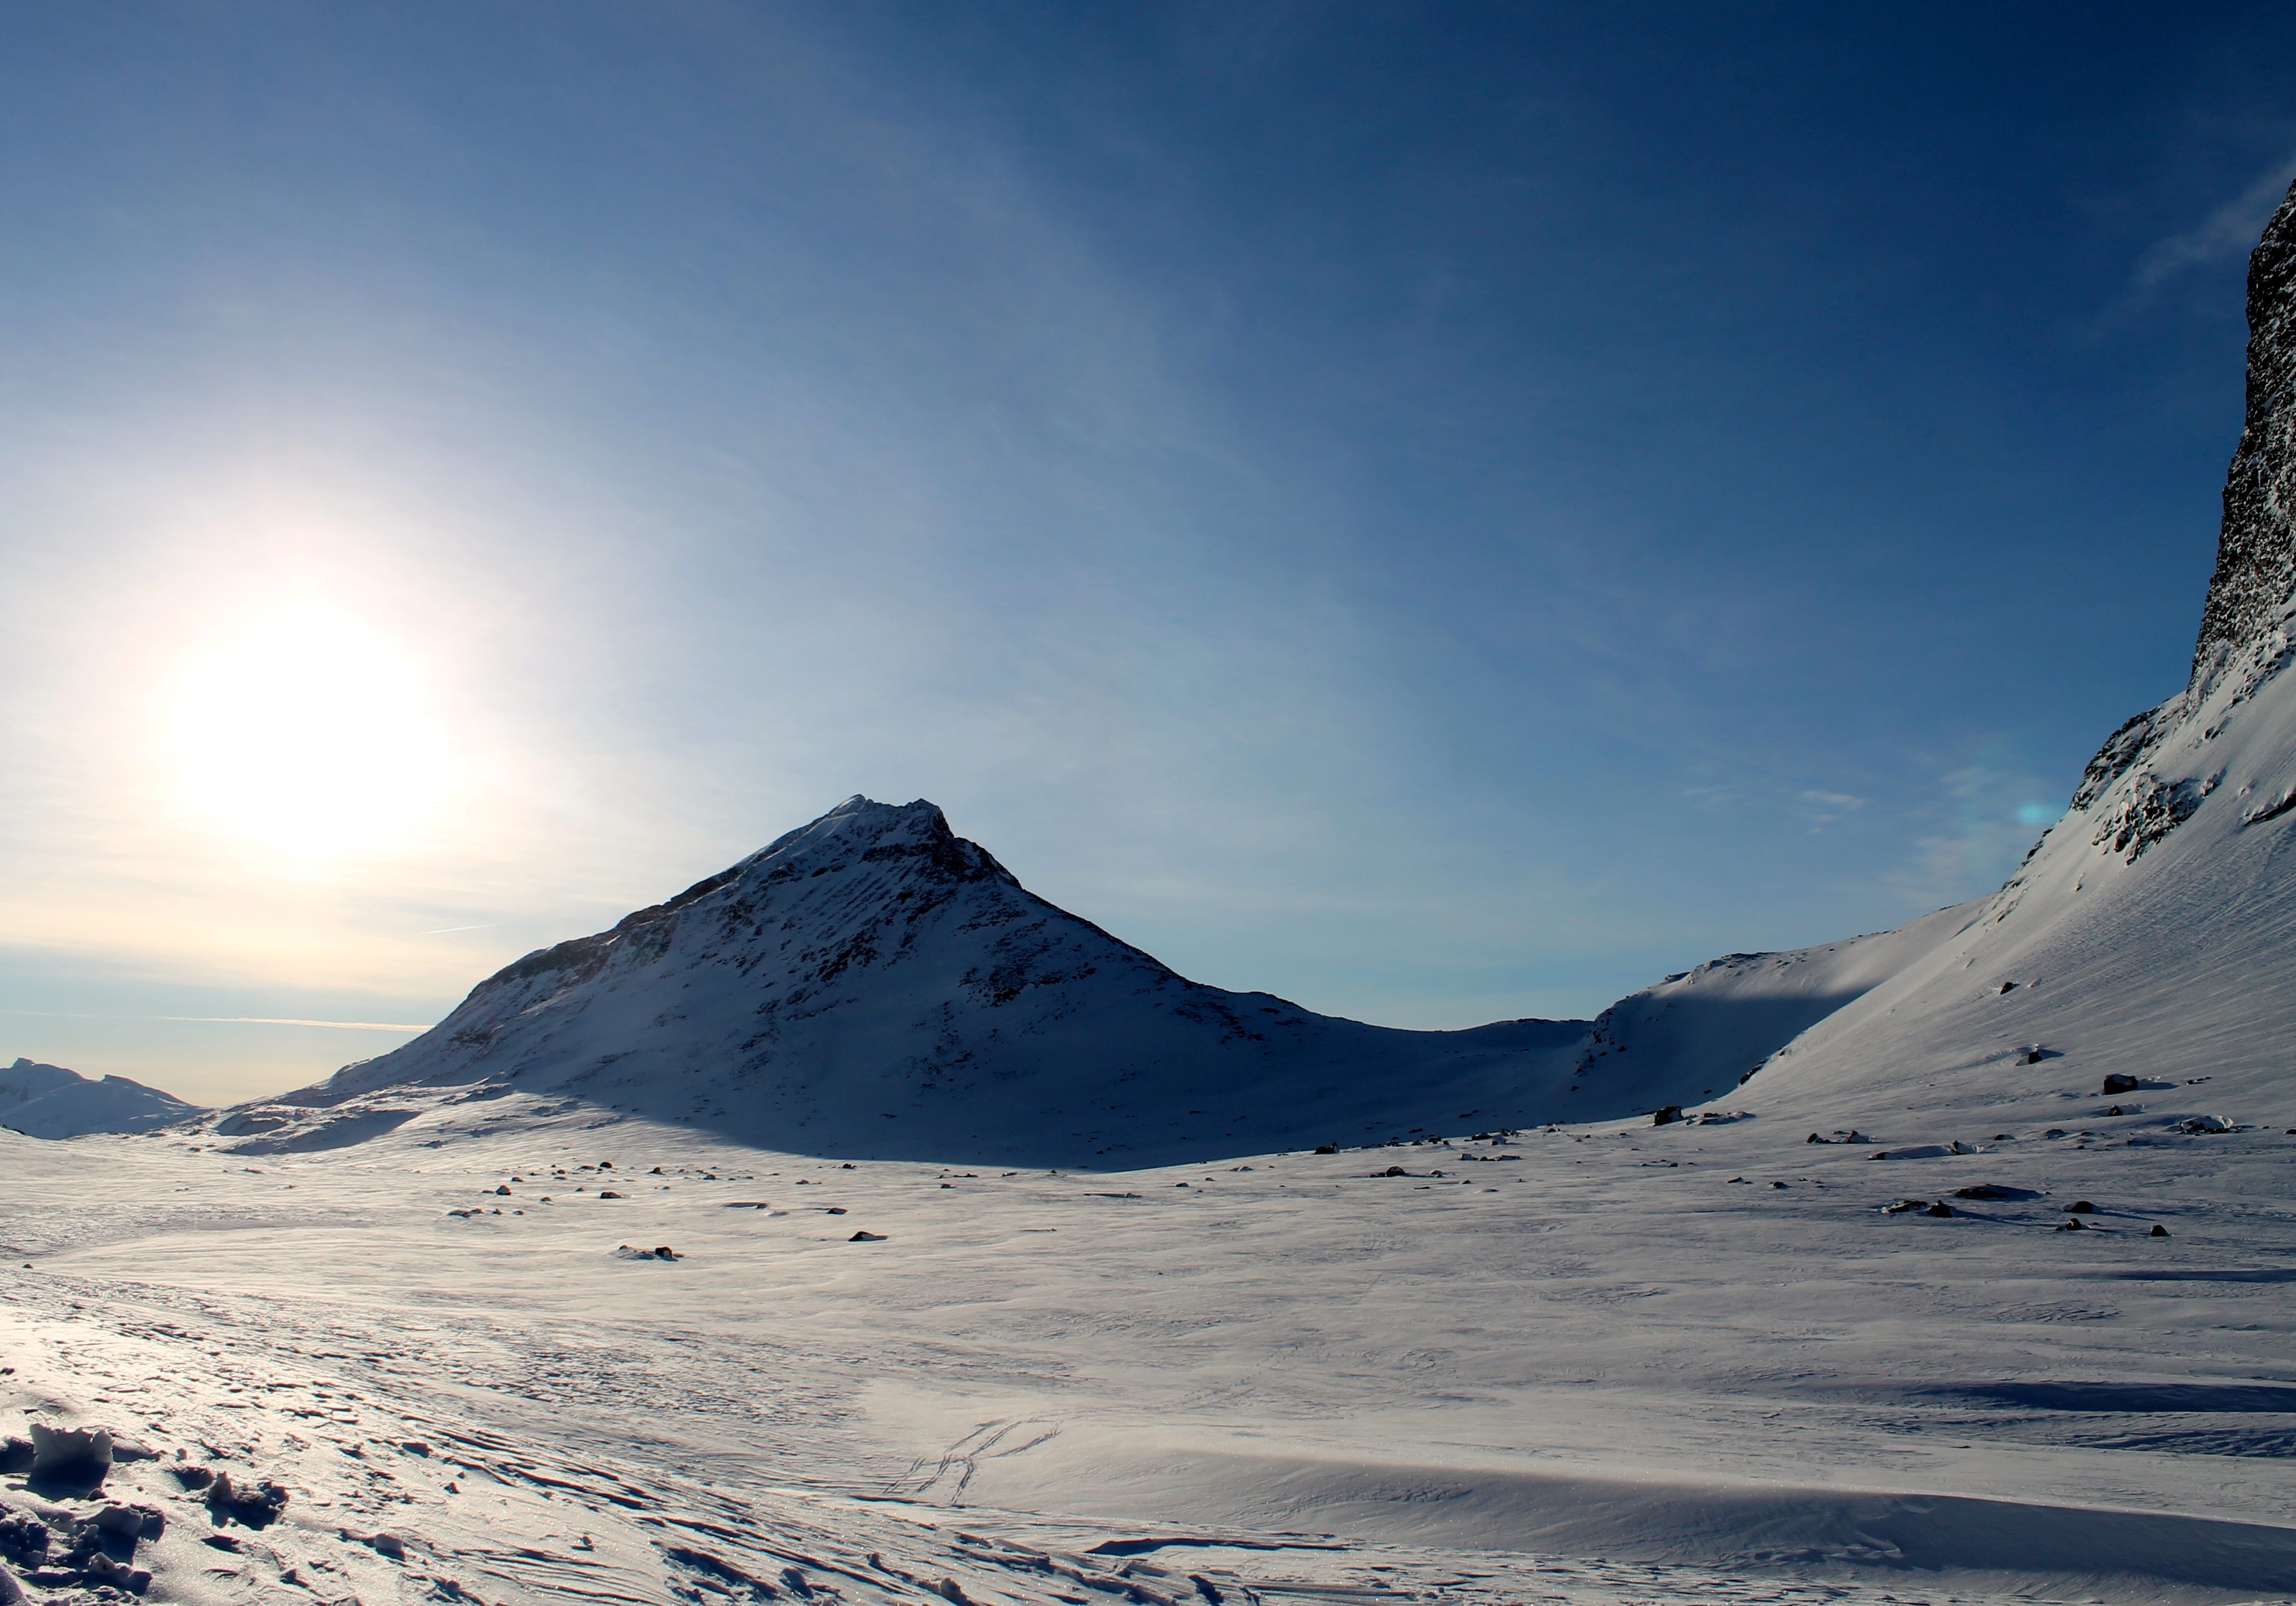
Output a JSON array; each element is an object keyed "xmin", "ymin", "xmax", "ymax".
[{"xmin": 170, "ymin": 607, "xmax": 451, "ymax": 858}]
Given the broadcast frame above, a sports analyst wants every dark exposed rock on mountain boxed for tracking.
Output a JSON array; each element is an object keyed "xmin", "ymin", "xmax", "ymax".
[
  {"xmin": 2192, "ymin": 178, "xmax": 2296, "ymax": 693},
  {"xmin": 1736, "ymin": 178, "xmax": 2296, "ymax": 1132}
]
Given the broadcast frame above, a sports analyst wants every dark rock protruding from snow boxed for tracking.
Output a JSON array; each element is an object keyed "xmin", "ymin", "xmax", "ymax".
[
  {"xmin": 2067, "ymin": 178, "xmax": 2296, "ymax": 826},
  {"xmin": 2193, "ymin": 177, "xmax": 2296, "ymax": 695},
  {"xmin": 0, "ymin": 1058, "xmax": 203, "ymax": 1139}
]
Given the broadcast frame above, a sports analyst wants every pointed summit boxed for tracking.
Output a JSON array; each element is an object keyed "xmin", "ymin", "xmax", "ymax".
[{"xmin": 258, "ymin": 797, "xmax": 1695, "ymax": 1164}]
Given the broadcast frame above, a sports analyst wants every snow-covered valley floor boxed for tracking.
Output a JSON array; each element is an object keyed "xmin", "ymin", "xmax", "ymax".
[{"xmin": 5, "ymin": 1093, "xmax": 2293, "ymax": 1605}]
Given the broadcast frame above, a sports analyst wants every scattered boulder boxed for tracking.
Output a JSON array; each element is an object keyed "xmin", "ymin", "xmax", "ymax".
[
  {"xmin": 849, "ymin": 1231, "xmax": 888, "ymax": 1242},
  {"xmin": 2178, "ymin": 1115, "xmax": 2239, "ymax": 1133},
  {"xmin": 1924, "ymin": 1201, "xmax": 1954, "ymax": 1218},
  {"xmin": 1313, "ymin": 1144, "xmax": 1338, "ymax": 1155},
  {"xmin": 2067, "ymin": 1200, "xmax": 2099, "ymax": 1214},
  {"xmin": 2056, "ymin": 1217, "xmax": 2086, "ymax": 1232},
  {"xmin": 171, "ymin": 1465, "xmax": 215, "ymax": 1490},
  {"xmin": 2151, "ymin": 1224, "xmax": 2171, "ymax": 1237},
  {"xmin": 2102, "ymin": 1074, "xmax": 2141, "ymax": 1095},
  {"xmin": 1881, "ymin": 1199, "xmax": 1927, "ymax": 1215},
  {"xmin": 1651, "ymin": 1106, "xmax": 1683, "ymax": 1126},
  {"xmin": 1953, "ymin": 1185, "xmax": 2011, "ymax": 1200},
  {"xmin": 0, "ymin": 1437, "xmax": 30, "ymax": 1475},
  {"xmin": 205, "ymin": 1470, "xmax": 290, "ymax": 1527},
  {"xmin": 341, "ymin": 1528, "xmax": 410, "ymax": 1560},
  {"xmin": 1380, "ymin": 1166, "xmax": 1408, "ymax": 1177},
  {"xmin": 599, "ymin": 1190, "xmax": 624, "ymax": 1199},
  {"xmin": 2105, "ymin": 1104, "xmax": 2126, "ymax": 1117}
]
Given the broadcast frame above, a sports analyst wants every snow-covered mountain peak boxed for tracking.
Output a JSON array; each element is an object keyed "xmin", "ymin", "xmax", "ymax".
[
  {"xmin": 0, "ymin": 1057, "xmax": 205, "ymax": 1138},
  {"xmin": 736, "ymin": 795, "xmax": 984, "ymax": 873},
  {"xmin": 256, "ymin": 796, "xmax": 1732, "ymax": 1162}
]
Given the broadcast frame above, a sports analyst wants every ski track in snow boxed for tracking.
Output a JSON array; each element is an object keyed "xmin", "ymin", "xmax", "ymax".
[{"xmin": 5, "ymin": 1103, "xmax": 2293, "ymax": 1605}]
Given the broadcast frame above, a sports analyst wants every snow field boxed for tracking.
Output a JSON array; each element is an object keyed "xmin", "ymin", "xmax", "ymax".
[{"xmin": 4, "ymin": 1093, "xmax": 2292, "ymax": 1604}]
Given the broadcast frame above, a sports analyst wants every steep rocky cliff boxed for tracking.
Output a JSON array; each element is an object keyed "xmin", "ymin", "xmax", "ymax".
[
  {"xmin": 1725, "ymin": 178, "xmax": 2296, "ymax": 1133},
  {"xmin": 2191, "ymin": 178, "xmax": 2296, "ymax": 696}
]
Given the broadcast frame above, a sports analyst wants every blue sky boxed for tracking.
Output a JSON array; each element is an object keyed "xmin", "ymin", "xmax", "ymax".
[{"xmin": 4, "ymin": 3, "xmax": 2293, "ymax": 1103}]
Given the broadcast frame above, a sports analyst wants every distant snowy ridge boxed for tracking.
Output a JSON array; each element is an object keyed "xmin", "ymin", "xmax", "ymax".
[
  {"xmin": 0, "ymin": 1057, "xmax": 204, "ymax": 1139},
  {"xmin": 1568, "ymin": 902, "xmax": 1981, "ymax": 1105}
]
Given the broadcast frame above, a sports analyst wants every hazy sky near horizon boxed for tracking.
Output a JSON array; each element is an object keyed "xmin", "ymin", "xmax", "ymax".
[{"xmin": 5, "ymin": 3, "xmax": 2295, "ymax": 1105}]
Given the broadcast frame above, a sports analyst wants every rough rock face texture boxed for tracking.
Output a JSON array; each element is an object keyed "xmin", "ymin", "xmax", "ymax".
[
  {"xmin": 2192, "ymin": 177, "xmax": 2296, "ymax": 695},
  {"xmin": 2072, "ymin": 178, "xmax": 2296, "ymax": 827}
]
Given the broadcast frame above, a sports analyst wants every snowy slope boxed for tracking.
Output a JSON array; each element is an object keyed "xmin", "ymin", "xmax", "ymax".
[
  {"xmin": 243, "ymin": 794, "xmax": 1977, "ymax": 1167},
  {"xmin": 0, "ymin": 1057, "xmax": 203, "ymax": 1139},
  {"xmin": 1567, "ymin": 901, "xmax": 1982, "ymax": 1113},
  {"xmin": 254, "ymin": 797, "xmax": 1614, "ymax": 1166},
  {"xmin": 1718, "ymin": 179, "xmax": 2296, "ymax": 1141}
]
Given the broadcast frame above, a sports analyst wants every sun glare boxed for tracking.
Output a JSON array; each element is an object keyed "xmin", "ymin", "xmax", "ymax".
[{"xmin": 169, "ymin": 608, "xmax": 451, "ymax": 858}]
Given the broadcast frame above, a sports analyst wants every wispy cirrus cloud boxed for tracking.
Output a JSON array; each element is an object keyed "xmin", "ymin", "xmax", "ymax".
[{"xmin": 2130, "ymin": 153, "xmax": 2296, "ymax": 295}]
